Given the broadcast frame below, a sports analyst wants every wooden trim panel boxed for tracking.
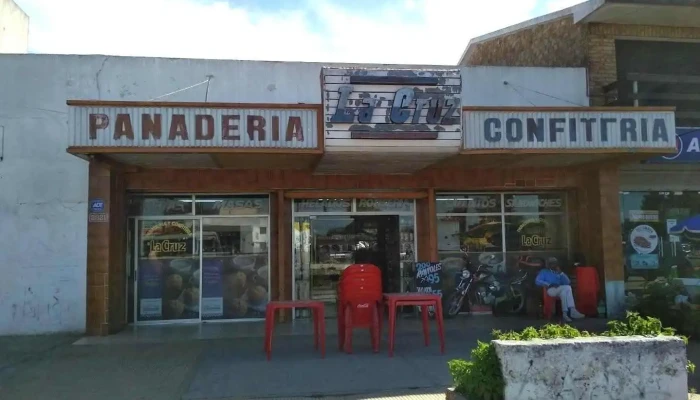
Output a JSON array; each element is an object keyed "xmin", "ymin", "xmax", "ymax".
[
  {"xmin": 124, "ymin": 168, "xmax": 580, "ymax": 192},
  {"xmin": 284, "ymin": 190, "xmax": 428, "ymax": 199},
  {"xmin": 462, "ymin": 106, "xmax": 676, "ymax": 112},
  {"xmin": 426, "ymin": 188, "xmax": 438, "ymax": 262},
  {"xmin": 67, "ymin": 100, "xmax": 323, "ymax": 110}
]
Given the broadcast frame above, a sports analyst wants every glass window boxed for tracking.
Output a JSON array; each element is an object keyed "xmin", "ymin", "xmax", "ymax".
[
  {"xmin": 503, "ymin": 215, "xmax": 567, "ymax": 252},
  {"xmin": 436, "ymin": 192, "xmax": 569, "ymax": 315},
  {"xmin": 436, "ymin": 194, "xmax": 501, "ymax": 214},
  {"xmin": 294, "ymin": 199, "xmax": 352, "ymax": 213},
  {"xmin": 504, "ymin": 193, "xmax": 566, "ymax": 213},
  {"xmin": 201, "ymin": 217, "xmax": 269, "ymax": 320},
  {"xmin": 621, "ymin": 191, "xmax": 700, "ymax": 289},
  {"xmin": 195, "ymin": 195, "xmax": 269, "ymax": 216},
  {"xmin": 356, "ymin": 198, "xmax": 414, "ymax": 213},
  {"xmin": 128, "ymin": 195, "xmax": 193, "ymax": 216}
]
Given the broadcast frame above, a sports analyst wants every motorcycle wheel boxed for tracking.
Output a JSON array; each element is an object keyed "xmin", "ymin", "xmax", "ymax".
[
  {"xmin": 445, "ymin": 292, "xmax": 465, "ymax": 318},
  {"xmin": 508, "ymin": 286, "xmax": 526, "ymax": 314},
  {"xmin": 469, "ymin": 283, "xmax": 490, "ymax": 308}
]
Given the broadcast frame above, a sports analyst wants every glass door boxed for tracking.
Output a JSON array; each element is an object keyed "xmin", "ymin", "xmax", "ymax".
[
  {"xmin": 293, "ymin": 215, "xmax": 408, "ymax": 318},
  {"xmin": 135, "ymin": 218, "xmax": 200, "ymax": 323}
]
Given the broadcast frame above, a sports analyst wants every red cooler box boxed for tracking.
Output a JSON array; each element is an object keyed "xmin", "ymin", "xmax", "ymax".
[{"xmin": 575, "ymin": 266, "xmax": 600, "ymax": 317}]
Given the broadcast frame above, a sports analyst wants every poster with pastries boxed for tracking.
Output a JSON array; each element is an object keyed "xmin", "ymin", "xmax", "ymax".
[
  {"xmin": 221, "ymin": 253, "xmax": 269, "ymax": 319},
  {"xmin": 201, "ymin": 258, "xmax": 224, "ymax": 318},
  {"xmin": 138, "ymin": 259, "xmax": 163, "ymax": 319},
  {"xmin": 628, "ymin": 224, "xmax": 660, "ymax": 270},
  {"xmin": 138, "ymin": 220, "xmax": 198, "ymax": 321}
]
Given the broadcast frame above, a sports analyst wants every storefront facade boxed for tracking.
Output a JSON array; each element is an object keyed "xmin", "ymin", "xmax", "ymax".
[
  {"xmin": 620, "ymin": 128, "xmax": 700, "ymax": 294},
  {"xmin": 62, "ymin": 66, "xmax": 678, "ymax": 335}
]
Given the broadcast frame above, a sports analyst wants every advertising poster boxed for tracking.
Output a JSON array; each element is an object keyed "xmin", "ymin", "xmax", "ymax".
[
  {"xmin": 628, "ymin": 224, "xmax": 660, "ymax": 270},
  {"xmin": 138, "ymin": 259, "xmax": 164, "ymax": 319},
  {"xmin": 414, "ymin": 262, "xmax": 443, "ymax": 295},
  {"xmin": 201, "ymin": 258, "xmax": 224, "ymax": 319},
  {"xmin": 139, "ymin": 220, "xmax": 198, "ymax": 321}
]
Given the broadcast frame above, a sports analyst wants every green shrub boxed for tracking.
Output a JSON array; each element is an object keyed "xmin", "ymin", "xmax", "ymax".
[
  {"xmin": 631, "ymin": 279, "xmax": 700, "ymax": 338},
  {"xmin": 447, "ymin": 312, "xmax": 694, "ymax": 400}
]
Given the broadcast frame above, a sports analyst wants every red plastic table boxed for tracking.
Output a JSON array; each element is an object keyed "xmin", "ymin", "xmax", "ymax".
[
  {"xmin": 264, "ymin": 300, "xmax": 325, "ymax": 361},
  {"xmin": 383, "ymin": 293, "xmax": 445, "ymax": 357}
]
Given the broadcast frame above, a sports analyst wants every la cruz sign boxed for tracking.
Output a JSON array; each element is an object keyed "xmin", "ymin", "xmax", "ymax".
[
  {"xmin": 322, "ymin": 68, "xmax": 462, "ymax": 140},
  {"xmin": 68, "ymin": 105, "xmax": 319, "ymax": 149},
  {"xmin": 464, "ymin": 110, "xmax": 676, "ymax": 150}
]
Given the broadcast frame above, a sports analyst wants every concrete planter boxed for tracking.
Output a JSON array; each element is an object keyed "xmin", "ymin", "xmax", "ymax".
[
  {"xmin": 445, "ymin": 387, "xmax": 468, "ymax": 400},
  {"xmin": 494, "ymin": 336, "xmax": 688, "ymax": 400}
]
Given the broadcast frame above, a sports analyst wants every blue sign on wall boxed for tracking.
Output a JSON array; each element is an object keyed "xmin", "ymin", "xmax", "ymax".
[
  {"xmin": 89, "ymin": 199, "xmax": 105, "ymax": 213},
  {"xmin": 645, "ymin": 128, "xmax": 700, "ymax": 164}
]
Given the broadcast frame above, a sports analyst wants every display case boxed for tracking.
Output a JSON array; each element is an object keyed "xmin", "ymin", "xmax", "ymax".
[{"xmin": 310, "ymin": 231, "xmax": 374, "ymax": 308}]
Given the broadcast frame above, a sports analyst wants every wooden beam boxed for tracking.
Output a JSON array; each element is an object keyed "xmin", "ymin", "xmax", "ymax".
[
  {"xmin": 92, "ymin": 154, "xmax": 140, "ymax": 173},
  {"xmin": 284, "ymin": 190, "xmax": 429, "ymax": 199},
  {"xmin": 427, "ymin": 188, "xmax": 438, "ymax": 262},
  {"xmin": 276, "ymin": 190, "xmax": 289, "ymax": 322}
]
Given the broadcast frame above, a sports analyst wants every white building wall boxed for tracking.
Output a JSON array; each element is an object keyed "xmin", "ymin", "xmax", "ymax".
[
  {"xmin": 0, "ymin": 0, "xmax": 28, "ymax": 54},
  {"xmin": 0, "ymin": 54, "xmax": 588, "ymax": 334}
]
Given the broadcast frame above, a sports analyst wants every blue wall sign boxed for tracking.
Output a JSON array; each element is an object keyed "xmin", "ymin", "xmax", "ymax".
[
  {"xmin": 645, "ymin": 128, "xmax": 700, "ymax": 164},
  {"xmin": 89, "ymin": 199, "xmax": 105, "ymax": 213}
]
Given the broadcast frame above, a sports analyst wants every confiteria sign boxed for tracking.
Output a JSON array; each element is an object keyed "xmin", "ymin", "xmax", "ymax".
[
  {"xmin": 464, "ymin": 110, "xmax": 677, "ymax": 150},
  {"xmin": 68, "ymin": 105, "xmax": 319, "ymax": 149}
]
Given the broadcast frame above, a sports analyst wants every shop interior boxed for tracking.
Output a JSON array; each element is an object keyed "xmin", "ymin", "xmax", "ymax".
[{"xmin": 292, "ymin": 199, "xmax": 417, "ymax": 319}]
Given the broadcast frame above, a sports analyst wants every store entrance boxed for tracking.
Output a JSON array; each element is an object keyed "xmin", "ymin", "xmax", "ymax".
[{"xmin": 292, "ymin": 198, "xmax": 417, "ymax": 319}]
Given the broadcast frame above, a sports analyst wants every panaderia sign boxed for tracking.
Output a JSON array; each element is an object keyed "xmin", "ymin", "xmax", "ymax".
[
  {"xmin": 68, "ymin": 103, "xmax": 319, "ymax": 149},
  {"xmin": 464, "ymin": 110, "xmax": 677, "ymax": 150}
]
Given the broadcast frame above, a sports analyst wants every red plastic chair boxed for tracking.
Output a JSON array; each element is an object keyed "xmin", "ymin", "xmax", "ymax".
[
  {"xmin": 337, "ymin": 279, "xmax": 382, "ymax": 338},
  {"xmin": 542, "ymin": 287, "xmax": 563, "ymax": 322},
  {"xmin": 337, "ymin": 264, "xmax": 383, "ymax": 353}
]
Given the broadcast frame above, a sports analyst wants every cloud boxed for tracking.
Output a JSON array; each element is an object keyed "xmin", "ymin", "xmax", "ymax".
[
  {"xmin": 543, "ymin": 0, "xmax": 586, "ymax": 13},
  {"xmin": 15, "ymin": 0, "xmax": 552, "ymax": 64}
]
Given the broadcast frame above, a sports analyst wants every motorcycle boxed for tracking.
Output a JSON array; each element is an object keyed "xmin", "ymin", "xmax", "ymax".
[{"xmin": 444, "ymin": 253, "xmax": 529, "ymax": 317}]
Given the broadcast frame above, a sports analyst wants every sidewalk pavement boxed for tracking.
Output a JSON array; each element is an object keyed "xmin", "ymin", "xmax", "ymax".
[{"xmin": 0, "ymin": 317, "xmax": 695, "ymax": 400}]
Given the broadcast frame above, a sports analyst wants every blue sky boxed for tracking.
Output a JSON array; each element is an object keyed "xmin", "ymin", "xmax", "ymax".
[{"xmin": 14, "ymin": 0, "xmax": 585, "ymax": 64}]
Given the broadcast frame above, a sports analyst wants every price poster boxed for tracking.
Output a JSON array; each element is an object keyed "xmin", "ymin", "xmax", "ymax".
[{"xmin": 414, "ymin": 262, "xmax": 443, "ymax": 295}]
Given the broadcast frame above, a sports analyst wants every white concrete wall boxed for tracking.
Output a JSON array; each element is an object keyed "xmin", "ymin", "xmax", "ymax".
[
  {"xmin": 0, "ymin": 0, "xmax": 28, "ymax": 54},
  {"xmin": 494, "ymin": 336, "xmax": 688, "ymax": 400},
  {"xmin": 0, "ymin": 54, "xmax": 588, "ymax": 334}
]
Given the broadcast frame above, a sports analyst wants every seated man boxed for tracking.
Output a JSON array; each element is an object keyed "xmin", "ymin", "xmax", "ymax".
[{"xmin": 535, "ymin": 257, "xmax": 585, "ymax": 322}]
